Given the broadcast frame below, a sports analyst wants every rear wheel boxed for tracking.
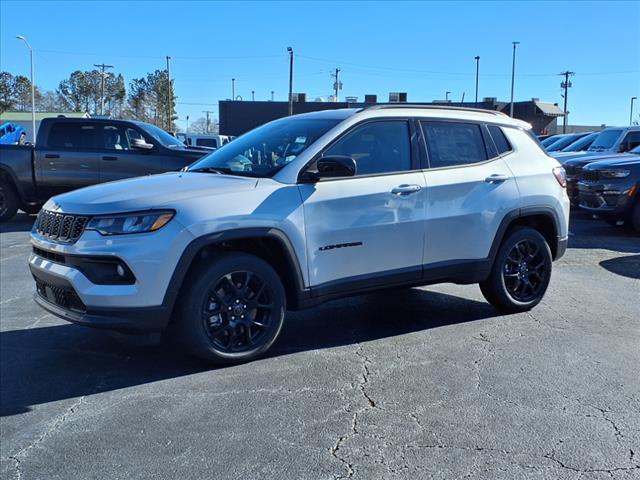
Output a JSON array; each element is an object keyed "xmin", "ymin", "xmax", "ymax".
[
  {"xmin": 176, "ymin": 252, "xmax": 286, "ymax": 364},
  {"xmin": 0, "ymin": 181, "xmax": 19, "ymax": 222},
  {"xmin": 480, "ymin": 227, "xmax": 552, "ymax": 313}
]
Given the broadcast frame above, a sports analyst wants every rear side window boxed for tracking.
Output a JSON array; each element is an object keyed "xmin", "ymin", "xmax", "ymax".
[
  {"xmin": 421, "ymin": 121, "xmax": 487, "ymax": 168},
  {"xmin": 620, "ymin": 131, "xmax": 640, "ymax": 152},
  {"xmin": 488, "ymin": 125, "xmax": 513, "ymax": 156},
  {"xmin": 47, "ymin": 123, "xmax": 96, "ymax": 149},
  {"xmin": 196, "ymin": 138, "xmax": 218, "ymax": 148}
]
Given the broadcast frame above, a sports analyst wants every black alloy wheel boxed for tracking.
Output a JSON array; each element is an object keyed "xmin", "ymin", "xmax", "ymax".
[{"xmin": 502, "ymin": 239, "xmax": 548, "ymax": 302}]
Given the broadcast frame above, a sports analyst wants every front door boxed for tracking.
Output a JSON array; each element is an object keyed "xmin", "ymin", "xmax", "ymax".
[{"xmin": 299, "ymin": 120, "xmax": 426, "ymax": 293}]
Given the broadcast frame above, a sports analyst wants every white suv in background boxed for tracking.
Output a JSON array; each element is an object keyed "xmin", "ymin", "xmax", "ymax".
[{"xmin": 29, "ymin": 106, "xmax": 570, "ymax": 364}]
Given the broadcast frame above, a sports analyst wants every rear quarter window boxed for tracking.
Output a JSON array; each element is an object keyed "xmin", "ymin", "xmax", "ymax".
[{"xmin": 487, "ymin": 125, "xmax": 513, "ymax": 156}]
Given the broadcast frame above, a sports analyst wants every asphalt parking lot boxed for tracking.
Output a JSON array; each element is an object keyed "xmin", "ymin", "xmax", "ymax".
[{"xmin": 1, "ymin": 212, "xmax": 639, "ymax": 480}]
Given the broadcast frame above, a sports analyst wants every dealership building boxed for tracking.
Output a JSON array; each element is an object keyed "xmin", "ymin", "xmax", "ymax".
[{"xmin": 218, "ymin": 94, "xmax": 568, "ymax": 136}]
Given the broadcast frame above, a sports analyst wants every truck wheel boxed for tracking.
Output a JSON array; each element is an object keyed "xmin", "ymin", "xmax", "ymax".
[
  {"xmin": 176, "ymin": 252, "xmax": 286, "ymax": 364},
  {"xmin": 480, "ymin": 227, "xmax": 552, "ymax": 313},
  {"xmin": 0, "ymin": 181, "xmax": 19, "ymax": 222}
]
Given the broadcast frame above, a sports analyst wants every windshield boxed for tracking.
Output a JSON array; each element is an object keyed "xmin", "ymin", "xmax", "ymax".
[
  {"xmin": 139, "ymin": 123, "xmax": 186, "ymax": 148},
  {"xmin": 561, "ymin": 132, "xmax": 598, "ymax": 152},
  {"xmin": 546, "ymin": 134, "xmax": 584, "ymax": 152},
  {"xmin": 187, "ymin": 117, "xmax": 341, "ymax": 177},
  {"xmin": 541, "ymin": 135, "xmax": 563, "ymax": 147},
  {"xmin": 588, "ymin": 129, "xmax": 622, "ymax": 151}
]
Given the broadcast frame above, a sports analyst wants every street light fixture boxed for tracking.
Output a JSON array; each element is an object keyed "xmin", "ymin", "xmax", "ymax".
[
  {"xmin": 509, "ymin": 41, "xmax": 520, "ymax": 117},
  {"xmin": 16, "ymin": 35, "xmax": 36, "ymax": 144},
  {"xmin": 631, "ymin": 97, "xmax": 637, "ymax": 126}
]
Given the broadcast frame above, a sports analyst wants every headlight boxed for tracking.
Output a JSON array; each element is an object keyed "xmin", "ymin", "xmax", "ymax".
[
  {"xmin": 86, "ymin": 211, "xmax": 174, "ymax": 235},
  {"xmin": 598, "ymin": 169, "xmax": 630, "ymax": 179}
]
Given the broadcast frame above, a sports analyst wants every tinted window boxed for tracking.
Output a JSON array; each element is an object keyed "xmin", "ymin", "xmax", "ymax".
[
  {"xmin": 546, "ymin": 133, "xmax": 585, "ymax": 152},
  {"xmin": 324, "ymin": 121, "xmax": 411, "ymax": 175},
  {"xmin": 101, "ymin": 125, "xmax": 130, "ymax": 150},
  {"xmin": 196, "ymin": 138, "xmax": 218, "ymax": 148},
  {"xmin": 47, "ymin": 123, "xmax": 96, "ymax": 149},
  {"xmin": 588, "ymin": 129, "xmax": 622, "ymax": 151},
  {"xmin": 561, "ymin": 132, "xmax": 597, "ymax": 152},
  {"xmin": 620, "ymin": 131, "xmax": 640, "ymax": 152},
  {"xmin": 488, "ymin": 125, "xmax": 512, "ymax": 155},
  {"xmin": 421, "ymin": 121, "xmax": 487, "ymax": 168}
]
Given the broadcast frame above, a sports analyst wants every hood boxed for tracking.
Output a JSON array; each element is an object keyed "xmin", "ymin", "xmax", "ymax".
[
  {"xmin": 46, "ymin": 172, "xmax": 258, "ymax": 215},
  {"xmin": 584, "ymin": 155, "xmax": 640, "ymax": 170},
  {"xmin": 563, "ymin": 152, "xmax": 629, "ymax": 167}
]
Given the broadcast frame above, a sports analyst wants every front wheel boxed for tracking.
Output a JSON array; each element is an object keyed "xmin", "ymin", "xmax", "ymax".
[
  {"xmin": 480, "ymin": 227, "xmax": 552, "ymax": 313},
  {"xmin": 0, "ymin": 181, "xmax": 19, "ymax": 222},
  {"xmin": 176, "ymin": 252, "xmax": 286, "ymax": 364}
]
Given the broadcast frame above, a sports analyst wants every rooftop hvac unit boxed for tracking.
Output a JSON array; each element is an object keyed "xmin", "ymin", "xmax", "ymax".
[
  {"xmin": 389, "ymin": 92, "xmax": 407, "ymax": 103},
  {"xmin": 364, "ymin": 94, "xmax": 377, "ymax": 103}
]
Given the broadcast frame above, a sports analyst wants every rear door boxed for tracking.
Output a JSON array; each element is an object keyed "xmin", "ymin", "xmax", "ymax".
[
  {"xmin": 35, "ymin": 121, "xmax": 100, "ymax": 196},
  {"xmin": 419, "ymin": 120, "xmax": 520, "ymax": 265},
  {"xmin": 98, "ymin": 124, "xmax": 168, "ymax": 183}
]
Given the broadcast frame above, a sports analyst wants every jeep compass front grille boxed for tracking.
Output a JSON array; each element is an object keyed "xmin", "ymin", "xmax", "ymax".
[{"xmin": 35, "ymin": 210, "xmax": 89, "ymax": 243}]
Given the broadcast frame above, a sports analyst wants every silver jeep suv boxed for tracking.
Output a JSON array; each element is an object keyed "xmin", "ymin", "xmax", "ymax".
[{"xmin": 30, "ymin": 106, "xmax": 570, "ymax": 363}]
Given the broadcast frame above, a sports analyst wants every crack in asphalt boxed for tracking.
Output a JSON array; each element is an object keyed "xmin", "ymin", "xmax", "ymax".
[
  {"xmin": 329, "ymin": 343, "xmax": 378, "ymax": 479},
  {"xmin": 4, "ymin": 356, "xmax": 130, "ymax": 479}
]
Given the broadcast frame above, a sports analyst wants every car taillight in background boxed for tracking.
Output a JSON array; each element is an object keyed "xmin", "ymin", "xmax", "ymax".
[{"xmin": 553, "ymin": 167, "xmax": 567, "ymax": 188}]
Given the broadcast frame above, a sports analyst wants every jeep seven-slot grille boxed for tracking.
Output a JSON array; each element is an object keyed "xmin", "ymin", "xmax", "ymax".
[{"xmin": 35, "ymin": 210, "xmax": 89, "ymax": 243}]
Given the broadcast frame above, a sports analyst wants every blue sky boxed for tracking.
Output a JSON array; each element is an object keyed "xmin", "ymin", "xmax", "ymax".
[{"xmin": 1, "ymin": 0, "xmax": 639, "ymax": 129}]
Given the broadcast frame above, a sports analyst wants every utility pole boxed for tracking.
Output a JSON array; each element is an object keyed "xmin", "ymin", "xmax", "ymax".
[
  {"xmin": 202, "ymin": 110, "xmax": 215, "ymax": 134},
  {"xmin": 186, "ymin": 115, "xmax": 189, "ymax": 134},
  {"xmin": 165, "ymin": 56, "xmax": 172, "ymax": 131},
  {"xmin": 509, "ymin": 41, "xmax": 520, "ymax": 117},
  {"xmin": 631, "ymin": 97, "xmax": 637, "ymax": 125},
  {"xmin": 271, "ymin": 90, "xmax": 274, "ymax": 101},
  {"xmin": 474, "ymin": 56, "xmax": 480, "ymax": 107},
  {"xmin": 331, "ymin": 68, "xmax": 342, "ymax": 101},
  {"xmin": 559, "ymin": 71, "xmax": 575, "ymax": 133},
  {"xmin": 287, "ymin": 47, "xmax": 294, "ymax": 115},
  {"xmin": 93, "ymin": 63, "xmax": 114, "ymax": 116},
  {"xmin": 252, "ymin": 90, "xmax": 255, "ymax": 101},
  {"xmin": 232, "ymin": 78, "xmax": 236, "ymax": 100}
]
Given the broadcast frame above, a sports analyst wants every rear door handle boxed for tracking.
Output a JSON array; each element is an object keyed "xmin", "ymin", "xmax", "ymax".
[
  {"xmin": 391, "ymin": 184, "xmax": 422, "ymax": 195},
  {"xmin": 44, "ymin": 154, "xmax": 60, "ymax": 159},
  {"xmin": 485, "ymin": 174, "xmax": 509, "ymax": 183},
  {"xmin": 102, "ymin": 156, "xmax": 118, "ymax": 161}
]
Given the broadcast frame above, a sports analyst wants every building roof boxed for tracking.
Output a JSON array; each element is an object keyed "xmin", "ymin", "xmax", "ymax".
[
  {"xmin": 534, "ymin": 101, "xmax": 565, "ymax": 117},
  {"xmin": 0, "ymin": 111, "xmax": 90, "ymax": 121}
]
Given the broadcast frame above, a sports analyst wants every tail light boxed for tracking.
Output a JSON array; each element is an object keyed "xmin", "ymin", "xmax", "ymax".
[{"xmin": 553, "ymin": 167, "xmax": 566, "ymax": 188}]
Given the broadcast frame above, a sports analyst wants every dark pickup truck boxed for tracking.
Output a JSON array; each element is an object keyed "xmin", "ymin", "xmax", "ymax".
[{"xmin": 0, "ymin": 117, "xmax": 211, "ymax": 221}]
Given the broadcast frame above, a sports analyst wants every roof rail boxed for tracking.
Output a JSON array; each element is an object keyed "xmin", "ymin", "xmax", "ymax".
[{"xmin": 364, "ymin": 104, "xmax": 508, "ymax": 117}]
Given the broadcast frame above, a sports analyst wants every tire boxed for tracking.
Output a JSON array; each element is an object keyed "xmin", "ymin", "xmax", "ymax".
[
  {"xmin": 176, "ymin": 252, "xmax": 286, "ymax": 364},
  {"xmin": 480, "ymin": 227, "xmax": 553, "ymax": 313},
  {"xmin": 0, "ymin": 181, "xmax": 19, "ymax": 222},
  {"xmin": 631, "ymin": 200, "xmax": 640, "ymax": 233}
]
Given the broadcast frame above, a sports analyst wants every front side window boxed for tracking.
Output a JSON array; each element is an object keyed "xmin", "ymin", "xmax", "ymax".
[
  {"xmin": 101, "ymin": 125, "xmax": 130, "ymax": 150},
  {"xmin": 421, "ymin": 121, "xmax": 487, "ymax": 168},
  {"xmin": 323, "ymin": 121, "xmax": 411, "ymax": 175},
  {"xmin": 188, "ymin": 117, "xmax": 341, "ymax": 177},
  {"xmin": 47, "ymin": 123, "xmax": 96, "ymax": 149},
  {"xmin": 138, "ymin": 122, "xmax": 186, "ymax": 148},
  {"xmin": 488, "ymin": 125, "xmax": 512, "ymax": 156}
]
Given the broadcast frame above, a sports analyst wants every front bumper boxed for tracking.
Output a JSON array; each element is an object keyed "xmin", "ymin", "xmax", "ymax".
[{"xmin": 577, "ymin": 182, "xmax": 634, "ymax": 218}]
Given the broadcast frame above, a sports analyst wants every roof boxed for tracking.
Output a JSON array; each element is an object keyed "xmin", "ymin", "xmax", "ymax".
[
  {"xmin": 534, "ymin": 101, "xmax": 565, "ymax": 117},
  {"xmin": 0, "ymin": 111, "xmax": 90, "ymax": 121}
]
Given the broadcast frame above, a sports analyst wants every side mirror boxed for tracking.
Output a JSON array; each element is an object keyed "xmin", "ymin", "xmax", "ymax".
[
  {"xmin": 316, "ymin": 155, "xmax": 357, "ymax": 178},
  {"xmin": 131, "ymin": 138, "xmax": 154, "ymax": 151}
]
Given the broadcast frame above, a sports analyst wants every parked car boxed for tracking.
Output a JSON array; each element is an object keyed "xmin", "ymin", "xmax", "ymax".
[
  {"xmin": 577, "ymin": 149, "xmax": 640, "ymax": 231},
  {"xmin": 545, "ymin": 132, "xmax": 591, "ymax": 152},
  {"xmin": 177, "ymin": 134, "xmax": 233, "ymax": 149},
  {"xmin": 558, "ymin": 132, "xmax": 599, "ymax": 153},
  {"xmin": 553, "ymin": 126, "xmax": 640, "ymax": 164},
  {"xmin": 540, "ymin": 134, "xmax": 566, "ymax": 148},
  {"xmin": 0, "ymin": 122, "xmax": 26, "ymax": 145},
  {"xmin": 0, "ymin": 117, "xmax": 210, "ymax": 221},
  {"xmin": 28, "ymin": 106, "xmax": 569, "ymax": 364}
]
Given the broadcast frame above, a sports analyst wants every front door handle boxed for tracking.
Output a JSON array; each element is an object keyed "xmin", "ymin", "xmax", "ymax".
[
  {"xmin": 391, "ymin": 184, "xmax": 422, "ymax": 195},
  {"xmin": 102, "ymin": 156, "xmax": 118, "ymax": 161},
  {"xmin": 44, "ymin": 154, "xmax": 60, "ymax": 159},
  {"xmin": 485, "ymin": 174, "xmax": 509, "ymax": 183}
]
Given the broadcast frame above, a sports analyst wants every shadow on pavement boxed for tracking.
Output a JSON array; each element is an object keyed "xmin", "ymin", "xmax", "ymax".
[
  {"xmin": 599, "ymin": 254, "xmax": 640, "ymax": 279},
  {"xmin": 568, "ymin": 215, "xmax": 640, "ymax": 254},
  {"xmin": 0, "ymin": 288, "xmax": 496, "ymax": 417},
  {"xmin": 0, "ymin": 212, "xmax": 36, "ymax": 234}
]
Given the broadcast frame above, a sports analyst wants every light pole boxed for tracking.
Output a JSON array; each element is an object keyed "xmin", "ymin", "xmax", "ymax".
[
  {"xmin": 287, "ymin": 47, "xmax": 294, "ymax": 116},
  {"xmin": 166, "ymin": 56, "xmax": 172, "ymax": 131},
  {"xmin": 445, "ymin": 91, "xmax": 451, "ymax": 102},
  {"xmin": 271, "ymin": 90, "xmax": 274, "ymax": 101},
  {"xmin": 16, "ymin": 36, "xmax": 36, "ymax": 144},
  {"xmin": 232, "ymin": 78, "xmax": 236, "ymax": 100},
  {"xmin": 509, "ymin": 41, "xmax": 520, "ymax": 117},
  {"xmin": 252, "ymin": 90, "xmax": 255, "ymax": 101},
  {"xmin": 186, "ymin": 115, "xmax": 189, "ymax": 134},
  {"xmin": 631, "ymin": 97, "xmax": 637, "ymax": 125},
  {"xmin": 474, "ymin": 56, "xmax": 480, "ymax": 107}
]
